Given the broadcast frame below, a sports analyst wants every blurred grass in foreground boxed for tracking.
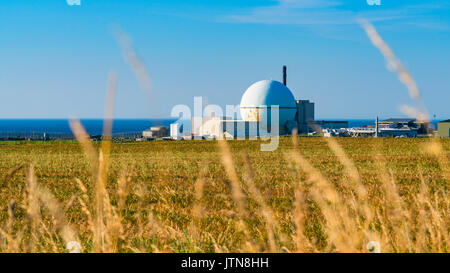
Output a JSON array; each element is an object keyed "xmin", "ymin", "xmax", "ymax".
[{"xmin": 0, "ymin": 137, "xmax": 448, "ymax": 252}]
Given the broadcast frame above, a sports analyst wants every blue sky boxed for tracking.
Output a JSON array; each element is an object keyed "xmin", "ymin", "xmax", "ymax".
[{"xmin": 0, "ymin": 0, "xmax": 449, "ymax": 119}]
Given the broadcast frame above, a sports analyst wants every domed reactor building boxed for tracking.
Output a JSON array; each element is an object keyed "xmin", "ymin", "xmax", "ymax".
[
  {"xmin": 240, "ymin": 79, "xmax": 298, "ymax": 131},
  {"xmin": 188, "ymin": 66, "xmax": 315, "ymax": 139}
]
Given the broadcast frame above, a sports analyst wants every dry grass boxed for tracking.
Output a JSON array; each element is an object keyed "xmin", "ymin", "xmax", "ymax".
[{"xmin": 0, "ymin": 136, "xmax": 448, "ymax": 253}]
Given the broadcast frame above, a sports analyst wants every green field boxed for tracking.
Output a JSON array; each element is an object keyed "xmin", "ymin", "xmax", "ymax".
[{"xmin": 0, "ymin": 137, "xmax": 448, "ymax": 253}]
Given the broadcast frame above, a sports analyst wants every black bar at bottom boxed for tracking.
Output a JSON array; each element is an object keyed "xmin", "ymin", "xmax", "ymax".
[{"xmin": 0, "ymin": 253, "xmax": 446, "ymax": 272}]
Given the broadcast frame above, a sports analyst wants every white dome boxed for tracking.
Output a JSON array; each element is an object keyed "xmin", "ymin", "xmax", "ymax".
[{"xmin": 240, "ymin": 80, "xmax": 297, "ymax": 128}]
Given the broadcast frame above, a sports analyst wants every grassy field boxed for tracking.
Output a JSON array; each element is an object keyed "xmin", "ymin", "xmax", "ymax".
[{"xmin": 0, "ymin": 136, "xmax": 448, "ymax": 253}]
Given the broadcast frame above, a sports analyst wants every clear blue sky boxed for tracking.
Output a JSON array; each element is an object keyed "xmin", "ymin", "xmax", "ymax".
[{"xmin": 0, "ymin": 0, "xmax": 449, "ymax": 119}]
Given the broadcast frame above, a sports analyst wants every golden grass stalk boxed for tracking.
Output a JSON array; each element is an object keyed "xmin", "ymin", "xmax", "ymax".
[
  {"xmin": 68, "ymin": 71, "xmax": 125, "ymax": 253},
  {"xmin": 192, "ymin": 165, "xmax": 206, "ymax": 219},
  {"xmin": 69, "ymin": 120, "xmax": 104, "ymax": 252},
  {"xmin": 416, "ymin": 172, "xmax": 448, "ymax": 252},
  {"xmin": 95, "ymin": 72, "xmax": 118, "ymax": 252},
  {"xmin": 373, "ymin": 151, "xmax": 413, "ymax": 252},
  {"xmin": 424, "ymin": 140, "xmax": 450, "ymax": 181},
  {"xmin": 188, "ymin": 164, "xmax": 207, "ymax": 248},
  {"xmin": 26, "ymin": 166, "xmax": 80, "ymax": 252},
  {"xmin": 243, "ymin": 153, "xmax": 278, "ymax": 252},
  {"xmin": 36, "ymin": 183, "xmax": 78, "ymax": 248},
  {"xmin": 217, "ymin": 138, "xmax": 247, "ymax": 213},
  {"xmin": 114, "ymin": 28, "xmax": 152, "ymax": 94},
  {"xmin": 1, "ymin": 199, "xmax": 23, "ymax": 252},
  {"xmin": 323, "ymin": 138, "xmax": 366, "ymax": 199},
  {"xmin": 324, "ymin": 137, "xmax": 374, "ymax": 244},
  {"xmin": 69, "ymin": 120, "xmax": 99, "ymax": 178},
  {"xmin": 26, "ymin": 165, "xmax": 41, "ymax": 252},
  {"xmin": 288, "ymin": 129, "xmax": 311, "ymax": 252},
  {"xmin": 7, "ymin": 200, "xmax": 15, "ymax": 236},
  {"xmin": 217, "ymin": 138, "xmax": 261, "ymax": 252},
  {"xmin": 0, "ymin": 226, "xmax": 24, "ymax": 253},
  {"xmin": 292, "ymin": 183, "xmax": 308, "ymax": 252},
  {"xmin": 358, "ymin": 19, "xmax": 421, "ymax": 101},
  {"xmin": 289, "ymin": 134, "xmax": 361, "ymax": 252},
  {"xmin": 360, "ymin": 19, "xmax": 449, "ymax": 252},
  {"xmin": 116, "ymin": 171, "xmax": 128, "ymax": 212}
]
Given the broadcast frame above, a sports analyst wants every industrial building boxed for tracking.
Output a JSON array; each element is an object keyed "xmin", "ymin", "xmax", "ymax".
[
  {"xmin": 378, "ymin": 118, "xmax": 428, "ymax": 134},
  {"xmin": 336, "ymin": 117, "xmax": 425, "ymax": 138},
  {"xmin": 196, "ymin": 117, "xmax": 260, "ymax": 139},
  {"xmin": 182, "ymin": 66, "xmax": 316, "ymax": 139},
  {"xmin": 315, "ymin": 120, "xmax": 349, "ymax": 130},
  {"xmin": 438, "ymin": 119, "xmax": 450, "ymax": 137},
  {"xmin": 296, "ymin": 100, "xmax": 315, "ymax": 134},
  {"xmin": 377, "ymin": 127, "xmax": 418, "ymax": 138},
  {"xmin": 143, "ymin": 126, "xmax": 169, "ymax": 139}
]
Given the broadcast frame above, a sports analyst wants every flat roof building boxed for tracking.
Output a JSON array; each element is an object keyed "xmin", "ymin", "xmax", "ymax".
[
  {"xmin": 296, "ymin": 100, "xmax": 315, "ymax": 134},
  {"xmin": 438, "ymin": 119, "xmax": 450, "ymax": 138},
  {"xmin": 143, "ymin": 126, "xmax": 169, "ymax": 139},
  {"xmin": 379, "ymin": 118, "xmax": 428, "ymax": 134},
  {"xmin": 198, "ymin": 118, "xmax": 262, "ymax": 139}
]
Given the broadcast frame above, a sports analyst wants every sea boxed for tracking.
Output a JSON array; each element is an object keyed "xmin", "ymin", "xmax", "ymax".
[
  {"xmin": 0, "ymin": 119, "xmax": 177, "ymax": 139},
  {"xmin": 0, "ymin": 119, "xmax": 439, "ymax": 139}
]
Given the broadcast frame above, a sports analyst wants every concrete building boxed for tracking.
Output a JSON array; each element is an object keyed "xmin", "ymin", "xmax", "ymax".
[
  {"xmin": 375, "ymin": 118, "xmax": 420, "ymax": 137},
  {"xmin": 340, "ymin": 117, "xmax": 421, "ymax": 138},
  {"xmin": 296, "ymin": 100, "xmax": 315, "ymax": 134},
  {"xmin": 143, "ymin": 126, "xmax": 169, "ymax": 139},
  {"xmin": 379, "ymin": 127, "xmax": 418, "ymax": 138},
  {"xmin": 438, "ymin": 119, "xmax": 450, "ymax": 137},
  {"xmin": 170, "ymin": 123, "xmax": 181, "ymax": 138},
  {"xmin": 192, "ymin": 116, "xmax": 231, "ymax": 138},
  {"xmin": 378, "ymin": 118, "xmax": 428, "ymax": 134},
  {"xmin": 198, "ymin": 117, "xmax": 261, "ymax": 139}
]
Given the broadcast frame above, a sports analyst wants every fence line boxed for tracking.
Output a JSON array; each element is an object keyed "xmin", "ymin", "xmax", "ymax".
[{"xmin": 0, "ymin": 131, "xmax": 144, "ymax": 140}]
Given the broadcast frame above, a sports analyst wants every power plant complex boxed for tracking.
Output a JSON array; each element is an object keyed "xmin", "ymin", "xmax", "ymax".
[
  {"xmin": 169, "ymin": 66, "xmax": 316, "ymax": 139},
  {"xmin": 140, "ymin": 66, "xmax": 445, "ymax": 141}
]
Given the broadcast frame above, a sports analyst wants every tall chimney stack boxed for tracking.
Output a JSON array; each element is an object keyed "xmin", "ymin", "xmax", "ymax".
[{"xmin": 283, "ymin": 65, "xmax": 287, "ymax": 86}]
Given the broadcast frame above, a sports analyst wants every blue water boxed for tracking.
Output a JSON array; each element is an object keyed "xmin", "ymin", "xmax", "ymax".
[
  {"xmin": 0, "ymin": 119, "xmax": 439, "ymax": 139},
  {"xmin": 0, "ymin": 119, "xmax": 176, "ymax": 138}
]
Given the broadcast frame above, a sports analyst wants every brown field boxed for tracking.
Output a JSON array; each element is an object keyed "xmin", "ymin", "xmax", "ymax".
[{"xmin": 0, "ymin": 136, "xmax": 448, "ymax": 253}]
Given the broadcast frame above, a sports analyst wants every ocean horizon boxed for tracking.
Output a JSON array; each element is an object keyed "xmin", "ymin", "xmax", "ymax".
[
  {"xmin": 0, "ymin": 119, "xmax": 177, "ymax": 138},
  {"xmin": 0, "ymin": 118, "xmax": 439, "ymax": 138}
]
